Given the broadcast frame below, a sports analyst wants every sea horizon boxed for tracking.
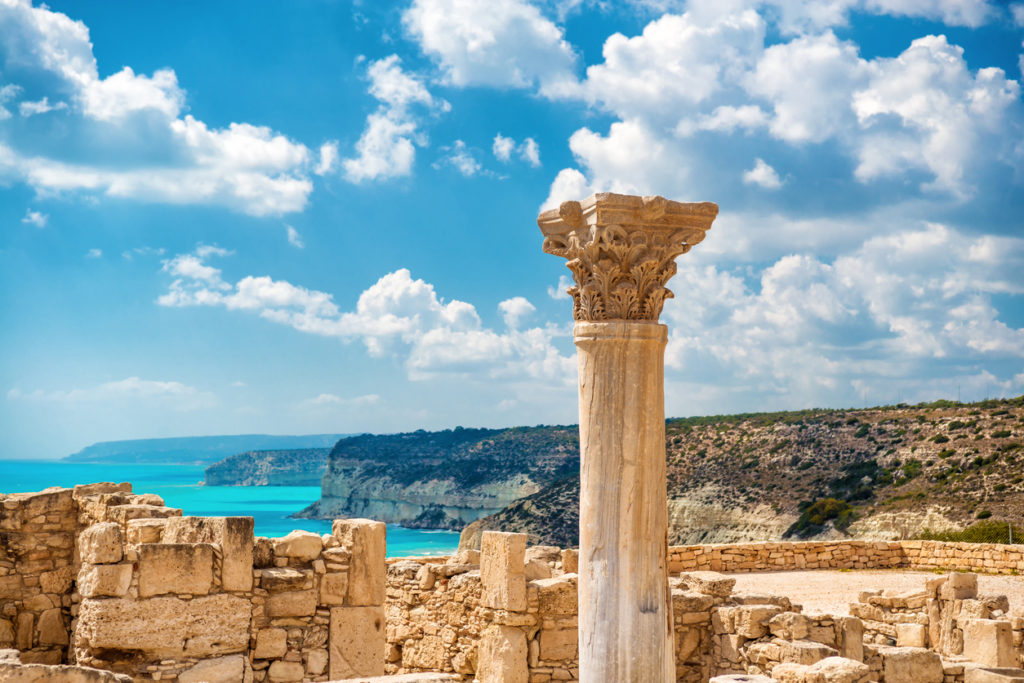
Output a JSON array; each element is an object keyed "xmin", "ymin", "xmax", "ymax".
[{"xmin": 0, "ymin": 459, "xmax": 460, "ymax": 557}]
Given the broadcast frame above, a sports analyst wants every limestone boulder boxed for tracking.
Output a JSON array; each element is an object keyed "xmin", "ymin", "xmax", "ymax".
[
  {"xmin": 963, "ymin": 619, "xmax": 1016, "ymax": 668},
  {"xmin": 779, "ymin": 640, "xmax": 838, "ymax": 666},
  {"xmin": 964, "ymin": 668, "xmax": 1024, "ymax": 683},
  {"xmin": 940, "ymin": 573, "xmax": 978, "ymax": 601},
  {"xmin": 769, "ymin": 612, "xmax": 810, "ymax": 640}
]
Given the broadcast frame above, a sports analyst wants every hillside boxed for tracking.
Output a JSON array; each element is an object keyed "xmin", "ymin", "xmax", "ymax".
[
  {"xmin": 294, "ymin": 425, "xmax": 579, "ymax": 530},
  {"xmin": 204, "ymin": 448, "xmax": 330, "ymax": 486},
  {"xmin": 66, "ymin": 434, "xmax": 346, "ymax": 465},
  {"xmin": 460, "ymin": 397, "xmax": 1024, "ymax": 548}
]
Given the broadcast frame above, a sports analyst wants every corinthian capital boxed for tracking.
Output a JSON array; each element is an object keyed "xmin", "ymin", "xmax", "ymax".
[{"xmin": 538, "ymin": 193, "xmax": 718, "ymax": 322}]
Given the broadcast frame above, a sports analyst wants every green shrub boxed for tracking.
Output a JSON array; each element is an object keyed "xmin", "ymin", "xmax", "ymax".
[
  {"xmin": 918, "ymin": 520, "xmax": 1020, "ymax": 544},
  {"xmin": 854, "ymin": 425, "xmax": 870, "ymax": 438},
  {"xmin": 932, "ymin": 434, "xmax": 950, "ymax": 444},
  {"xmin": 993, "ymin": 430, "xmax": 1012, "ymax": 438},
  {"xmin": 976, "ymin": 510, "xmax": 992, "ymax": 519},
  {"xmin": 785, "ymin": 498, "xmax": 855, "ymax": 539}
]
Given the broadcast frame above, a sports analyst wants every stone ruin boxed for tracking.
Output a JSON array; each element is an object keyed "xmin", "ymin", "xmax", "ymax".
[
  {"xmin": 0, "ymin": 482, "xmax": 386, "ymax": 682},
  {"xmin": 1, "ymin": 481, "xmax": 1023, "ymax": 682}
]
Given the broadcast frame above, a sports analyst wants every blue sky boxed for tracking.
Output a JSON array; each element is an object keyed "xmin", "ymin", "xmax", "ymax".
[{"xmin": 1, "ymin": 0, "xmax": 1022, "ymax": 459}]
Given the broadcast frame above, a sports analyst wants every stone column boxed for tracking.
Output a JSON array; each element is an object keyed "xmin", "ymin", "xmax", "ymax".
[{"xmin": 538, "ymin": 193, "xmax": 718, "ymax": 682}]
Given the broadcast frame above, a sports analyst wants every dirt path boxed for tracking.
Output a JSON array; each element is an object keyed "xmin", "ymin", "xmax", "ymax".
[{"xmin": 726, "ymin": 570, "xmax": 1024, "ymax": 615}]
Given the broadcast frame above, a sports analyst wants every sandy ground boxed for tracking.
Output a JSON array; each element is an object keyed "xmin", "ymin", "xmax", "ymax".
[{"xmin": 726, "ymin": 570, "xmax": 1024, "ymax": 616}]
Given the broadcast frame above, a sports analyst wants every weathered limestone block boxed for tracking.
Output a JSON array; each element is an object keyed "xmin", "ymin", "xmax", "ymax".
[
  {"xmin": 79, "ymin": 523, "xmax": 122, "ymax": 564},
  {"xmin": 125, "ymin": 518, "xmax": 167, "ymax": 545},
  {"xmin": 877, "ymin": 646, "xmax": 943, "ymax": 683},
  {"xmin": 402, "ymin": 635, "xmax": 446, "ymax": 669},
  {"xmin": 526, "ymin": 559, "xmax": 552, "ymax": 581},
  {"xmin": 137, "ymin": 543, "xmax": 214, "ymax": 597},
  {"xmin": 268, "ymin": 660, "xmax": 304, "ymax": 682},
  {"xmin": 163, "ymin": 516, "xmax": 255, "ymax": 592},
  {"xmin": 803, "ymin": 656, "xmax": 872, "ymax": 683},
  {"xmin": 77, "ymin": 564, "xmax": 132, "ymax": 598},
  {"xmin": 0, "ymin": 661, "xmax": 133, "ymax": 682},
  {"xmin": 106, "ymin": 504, "xmax": 181, "ymax": 526},
  {"xmin": 735, "ymin": 604, "xmax": 783, "ymax": 639},
  {"xmin": 478, "ymin": 625, "xmax": 528, "ymax": 683},
  {"xmin": 836, "ymin": 616, "xmax": 864, "ymax": 663},
  {"xmin": 260, "ymin": 567, "xmax": 310, "ymax": 591},
  {"xmin": 679, "ymin": 571, "xmax": 736, "ymax": 597},
  {"xmin": 0, "ymin": 620, "xmax": 13, "ymax": 647},
  {"xmin": 329, "ymin": 605, "xmax": 385, "ymax": 679},
  {"xmin": 779, "ymin": 640, "xmax": 839, "ymax": 666},
  {"xmin": 480, "ymin": 531, "xmax": 527, "ymax": 611},
  {"xmin": 75, "ymin": 594, "xmax": 251, "ymax": 658},
  {"xmin": 35, "ymin": 608, "xmax": 67, "ymax": 646},
  {"xmin": 254, "ymin": 628, "xmax": 287, "ymax": 659},
  {"xmin": 770, "ymin": 612, "xmax": 810, "ymax": 640},
  {"xmin": 534, "ymin": 574, "xmax": 576, "ymax": 615},
  {"xmin": 964, "ymin": 668, "xmax": 1024, "ymax": 683},
  {"xmin": 333, "ymin": 519, "xmax": 386, "ymax": 606},
  {"xmin": 39, "ymin": 566, "xmax": 72, "ymax": 594},
  {"xmin": 561, "ymin": 548, "xmax": 578, "ymax": 574},
  {"xmin": 306, "ymin": 648, "xmax": 328, "ymax": 675},
  {"xmin": 273, "ymin": 529, "xmax": 323, "ymax": 563},
  {"xmin": 539, "ymin": 628, "xmax": 577, "ymax": 661},
  {"xmin": 963, "ymin": 619, "xmax": 1016, "ymax": 667},
  {"xmin": 266, "ymin": 589, "xmax": 317, "ymax": 617},
  {"xmin": 178, "ymin": 655, "xmax": 245, "ymax": 683},
  {"xmin": 320, "ymin": 572, "xmax": 349, "ymax": 606},
  {"xmin": 940, "ymin": 573, "xmax": 979, "ymax": 601},
  {"xmin": 896, "ymin": 623, "xmax": 926, "ymax": 648},
  {"xmin": 15, "ymin": 613, "xmax": 32, "ymax": 650}
]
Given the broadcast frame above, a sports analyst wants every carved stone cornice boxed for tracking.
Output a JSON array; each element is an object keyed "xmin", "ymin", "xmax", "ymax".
[{"xmin": 538, "ymin": 193, "xmax": 718, "ymax": 322}]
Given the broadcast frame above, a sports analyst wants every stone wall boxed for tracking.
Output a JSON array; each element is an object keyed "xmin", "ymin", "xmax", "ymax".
[
  {"xmin": 667, "ymin": 540, "xmax": 1024, "ymax": 575},
  {"xmin": 0, "ymin": 483, "xmax": 388, "ymax": 683}
]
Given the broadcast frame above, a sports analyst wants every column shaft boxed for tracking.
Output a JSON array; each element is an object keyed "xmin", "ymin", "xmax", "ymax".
[{"xmin": 575, "ymin": 320, "xmax": 674, "ymax": 682}]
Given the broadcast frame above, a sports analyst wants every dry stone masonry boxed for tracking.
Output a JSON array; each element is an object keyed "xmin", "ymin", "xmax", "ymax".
[{"xmin": 0, "ymin": 482, "xmax": 387, "ymax": 683}]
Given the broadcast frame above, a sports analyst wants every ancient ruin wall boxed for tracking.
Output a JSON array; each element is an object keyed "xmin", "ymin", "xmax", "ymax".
[{"xmin": 0, "ymin": 483, "xmax": 388, "ymax": 683}]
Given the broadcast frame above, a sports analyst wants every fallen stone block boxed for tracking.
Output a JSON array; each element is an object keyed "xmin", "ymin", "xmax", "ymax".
[
  {"xmin": 965, "ymin": 667, "xmax": 1024, "ymax": 683},
  {"xmin": 895, "ymin": 623, "xmax": 926, "ymax": 648}
]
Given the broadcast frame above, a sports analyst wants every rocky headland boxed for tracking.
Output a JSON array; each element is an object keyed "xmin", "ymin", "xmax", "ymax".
[
  {"xmin": 293, "ymin": 425, "xmax": 580, "ymax": 529},
  {"xmin": 462, "ymin": 397, "xmax": 1024, "ymax": 548},
  {"xmin": 203, "ymin": 448, "xmax": 330, "ymax": 486}
]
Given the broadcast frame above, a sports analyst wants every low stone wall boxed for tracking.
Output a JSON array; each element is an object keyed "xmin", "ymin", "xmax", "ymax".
[{"xmin": 667, "ymin": 540, "xmax": 1024, "ymax": 575}]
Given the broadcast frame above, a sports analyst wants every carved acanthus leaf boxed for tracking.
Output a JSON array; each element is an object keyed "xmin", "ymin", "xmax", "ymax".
[{"xmin": 540, "ymin": 196, "xmax": 716, "ymax": 321}]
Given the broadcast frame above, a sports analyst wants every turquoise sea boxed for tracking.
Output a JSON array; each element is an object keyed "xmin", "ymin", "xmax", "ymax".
[{"xmin": 0, "ymin": 460, "xmax": 460, "ymax": 557}]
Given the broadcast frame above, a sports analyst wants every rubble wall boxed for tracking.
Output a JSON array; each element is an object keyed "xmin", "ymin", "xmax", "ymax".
[{"xmin": 667, "ymin": 540, "xmax": 1024, "ymax": 575}]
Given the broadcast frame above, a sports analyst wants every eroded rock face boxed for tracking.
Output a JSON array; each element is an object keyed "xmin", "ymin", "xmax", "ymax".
[{"xmin": 75, "ymin": 594, "xmax": 251, "ymax": 658}]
